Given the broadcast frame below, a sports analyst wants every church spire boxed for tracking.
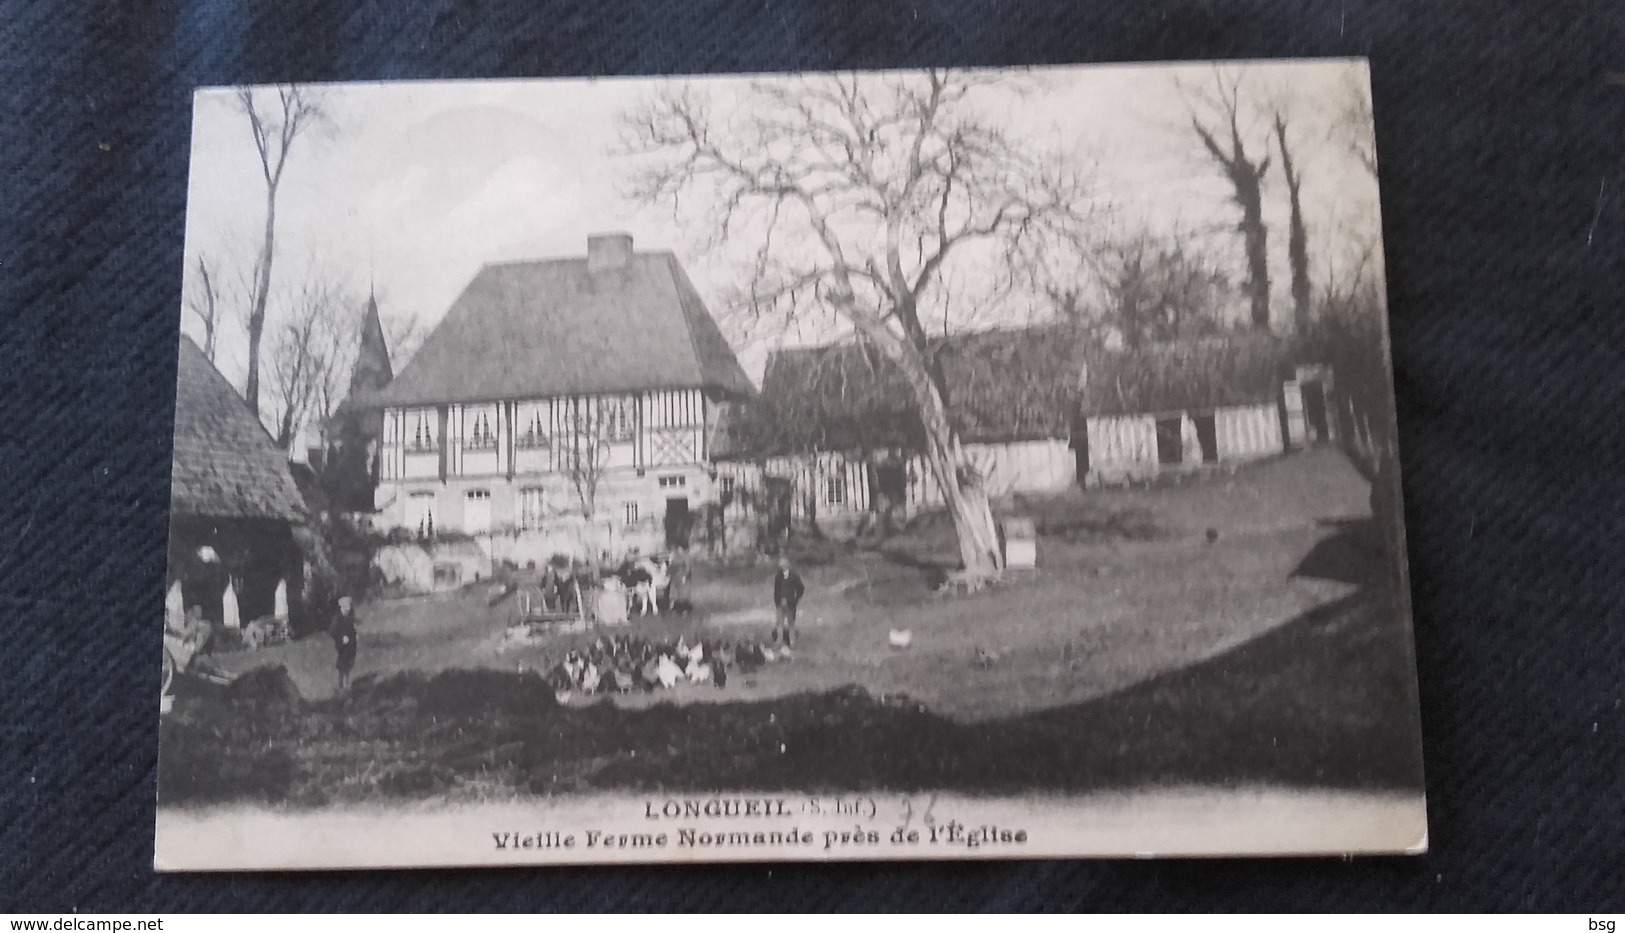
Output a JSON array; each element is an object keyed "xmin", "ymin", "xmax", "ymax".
[{"xmin": 350, "ymin": 288, "xmax": 393, "ymax": 396}]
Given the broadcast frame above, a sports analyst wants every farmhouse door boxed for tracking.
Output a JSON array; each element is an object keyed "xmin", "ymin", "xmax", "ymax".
[
  {"xmin": 664, "ymin": 497, "xmax": 692, "ymax": 549},
  {"xmin": 1070, "ymin": 414, "xmax": 1091, "ymax": 481},
  {"xmin": 1193, "ymin": 414, "xmax": 1219, "ymax": 463},
  {"xmin": 464, "ymin": 489, "xmax": 492, "ymax": 535},
  {"xmin": 1302, "ymin": 381, "xmax": 1331, "ymax": 444},
  {"xmin": 1155, "ymin": 417, "xmax": 1183, "ymax": 465}
]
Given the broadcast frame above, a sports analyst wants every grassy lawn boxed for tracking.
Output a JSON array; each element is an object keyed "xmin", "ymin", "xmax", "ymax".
[{"xmin": 160, "ymin": 449, "xmax": 1422, "ymax": 805}]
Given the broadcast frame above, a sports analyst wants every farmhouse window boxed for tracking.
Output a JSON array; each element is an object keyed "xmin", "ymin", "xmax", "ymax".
[
  {"xmin": 516, "ymin": 405, "xmax": 550, "ymax": 450},
  {"xmin": 406, "ymin": 410, "xmax": 438, "ymax": 453},
  {"xmin": 826, "ymin": 475, "xmax": 846, "ymax": 505},
  {"xmin": 604, "ymin": 396, "xmax": 636, "ymax": 442},
  {"xmin": 464, "ymin": 409, "xmax": 497, "ymax": 450},
  {"xmin": 658, "ymin": 475, "xmax": 686, "ymax": 488},
  {"xmin": 406, "ymin": 491, "xmax": 436, "ymax": 536},
  {"xmin": 518, "ymin": 487, "xmax": 546, "ymax": 530},
  {"xmin": 623, "ymin": 501, "xmax": 640, "ymax": 527}
]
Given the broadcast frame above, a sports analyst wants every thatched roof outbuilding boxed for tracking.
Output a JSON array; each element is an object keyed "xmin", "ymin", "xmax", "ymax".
[
  {"xmin": 169, "ymin": 336, "xmax": 307, "ymax": 523},
  {"xmin": 718, "ymin": 327, "xmax": 1303, "ymax": 459},
  {"xmin": 1076, "ymin": 333, "xmax": 1298, "ymax": 418},
  {"xmin": 716, "ymin": 325, "xmax": 1081, "ymax": 458}
]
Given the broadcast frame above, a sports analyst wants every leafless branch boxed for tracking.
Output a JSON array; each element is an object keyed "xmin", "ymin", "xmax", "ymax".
[{"xmin": 232, "ymin": 84, "xmax": 332, "ymax": 415}]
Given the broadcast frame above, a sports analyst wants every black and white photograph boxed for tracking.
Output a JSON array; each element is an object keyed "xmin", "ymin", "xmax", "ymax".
[{"xmin": 154, "ymin": 58, "xmax": 1426, "ymax": 870}]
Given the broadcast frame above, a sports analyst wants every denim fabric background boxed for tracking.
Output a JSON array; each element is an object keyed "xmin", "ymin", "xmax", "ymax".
[{"xmin": 2, "ymin": 0, "xmax": 1622, "ymax": 912}]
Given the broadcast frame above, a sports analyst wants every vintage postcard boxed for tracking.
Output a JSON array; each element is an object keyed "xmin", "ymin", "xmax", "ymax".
[{"xmin": 155, "ymin": 58, "xmax": 1425, "ymax": 870}]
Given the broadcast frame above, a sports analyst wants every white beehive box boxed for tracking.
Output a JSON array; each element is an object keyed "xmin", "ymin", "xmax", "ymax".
[{"xmin": 1001, "ymin": 517, "xmax": 1037, "ymax": 569}]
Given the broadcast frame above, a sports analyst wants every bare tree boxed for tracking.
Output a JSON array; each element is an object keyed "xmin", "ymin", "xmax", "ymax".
[
  {"xmin": 622, "ymin": 70, "xmax": 1090, "ymax": 576},
  {"xmin": 1333, "ymin": 72, "xmax": 1379, "ymax": 181},
  {"xmin": 381, "ymin": 312, "xmax": 429, "ymax": 372},
  {"xmin": 1098, "ymin": 230, "xmax": 1233, "ymax": 348},
  {"xmin": 235, "ymin": 85, "xmax": 328, "ymax": 416},
  {"xmin": 185, "ymin": 254, "xmax": 225, "ymax": 361},
  {"xmin": 264, "ymin": 278, "xmax": 358, "ymax": 451},
  {"xmin": 1185, "ymin": 70, "xmax": 1273, "ymax": 331},
  {"xmin": 556, "ymin": 396, "xmax": 624, "ymax": 554},
  {"xmin": 1273, "ymin": 113, "xmax": 1312, "ymax": 334}
]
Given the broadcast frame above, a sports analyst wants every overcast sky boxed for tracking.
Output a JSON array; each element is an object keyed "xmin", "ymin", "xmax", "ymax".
[{"xmin": 181, "ymin": 59, "xmax": 1382, "ymax": 388}]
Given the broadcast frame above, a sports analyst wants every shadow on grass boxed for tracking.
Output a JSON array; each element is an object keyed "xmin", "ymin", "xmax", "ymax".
[
  {"xmin": 158, "ymin": 581, "xmax": 1423, "ymax": 807},
  {"xmin": 867, "ymin": 498, "xmax": 1166, "ymax": 585},
  {"xmin": 1293, "ymin": 518, "xmax": 1388, "ymax": 587}
]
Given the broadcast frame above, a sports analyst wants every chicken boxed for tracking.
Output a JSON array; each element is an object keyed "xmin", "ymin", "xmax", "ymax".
[
  {"xmin": 578, "ymin": 661, "xmax": 601, "ymax": 694},
  {"xmin": 546, "ymin": 663, "xmax": 575, "ymax": 694},
  {"xmin": 735, "ymin": 642, "xmax": 764, "ymax": 673},
  {"xmin": 656, "ymin": 654, "xmax": 683, "ymax": 689},
  {"xmin": 640, "ymin": 657, "xmax": 663, "ymax": 688}
]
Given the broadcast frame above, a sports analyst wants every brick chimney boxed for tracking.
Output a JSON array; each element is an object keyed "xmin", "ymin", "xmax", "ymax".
[{"xmin": 587, "ymin": 233, "xmax": 634, "ymax": 274}]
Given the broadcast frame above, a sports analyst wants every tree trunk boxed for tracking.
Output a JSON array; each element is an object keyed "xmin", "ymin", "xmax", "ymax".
[
  {"xmin": 923, "ymin": 434, "xmax": 1001, "ymax": 576},
  {"xmin": 844, "ymin": 306, "xmax": 1001, "ymax": 576},
  {"xmin": 276, "ymin": 410, "xmax": 296, "ymax": 450},
  {"xmin": 1286, "ymin": 199, "xmax": 1310, "ymax": 333},
  {"xmin": 196, "ymin": 256, "xmax": 218, "ymax": 361},
  {"xmin": 245, "ymin": 189, "xmax": 278, "ymax": 414},
  {"xmin": 1238, "ymin": 180, "xmax": 1271, "ymax": 331},
  {"xmin": 910, "ymin": 373, "xmax": 1001, "ymax": 575},
  {"xmin": 1275, "ymin": 117, "xmax": 1311, "ymax": 335}
]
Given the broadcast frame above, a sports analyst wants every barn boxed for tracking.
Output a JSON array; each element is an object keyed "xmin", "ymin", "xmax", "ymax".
[
  {"xmin": 1075, "ymin": 334, "xmax": 1335, "ymax": 485},
  {"xmin": 712, "ymin": 326, "xmax": 1083, "ymax": 527},
  {"xmin": 167, "ymin": 335, "xmax": 311, "ymax": 631},
  {"xmin": 714, "ymin": 328, "xmax": 1334, "ymax": 527}
]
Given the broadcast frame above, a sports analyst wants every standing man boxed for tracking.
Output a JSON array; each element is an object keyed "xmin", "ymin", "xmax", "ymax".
[
  {"xmin": 771, "ymin": 555, "xmax": 805, "ymax": 647},
  {"xmin": 330, "ymin": 596, "xmax": 359, "ymax": 694}
]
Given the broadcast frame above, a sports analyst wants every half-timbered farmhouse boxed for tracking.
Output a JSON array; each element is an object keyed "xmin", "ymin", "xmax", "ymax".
[
  {"xmin": 714, "ymin": 328, "xmax": 1335, "ymax": 528},
  {"xmin": 368, "ymin": 234, "xmax": 754, "ymax": 574}
]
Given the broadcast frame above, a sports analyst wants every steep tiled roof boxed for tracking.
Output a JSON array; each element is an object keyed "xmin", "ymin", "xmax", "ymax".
[
  {"xmin": 371, "ymin": 250, "xmax": 754, "ymax": 407},
  {"xmin": 169, "ymin": 336, "xmax": 306, "ymax": 522}
]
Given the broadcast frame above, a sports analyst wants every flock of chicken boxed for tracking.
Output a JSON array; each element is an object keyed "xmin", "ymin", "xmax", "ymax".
[{"xmin": 537, "ymin": 634, "xmax": 794, "ymax": 701}]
